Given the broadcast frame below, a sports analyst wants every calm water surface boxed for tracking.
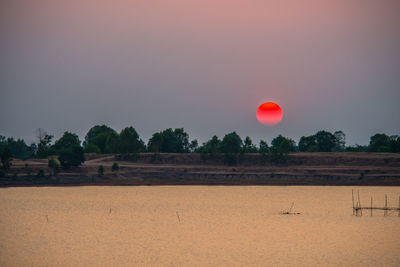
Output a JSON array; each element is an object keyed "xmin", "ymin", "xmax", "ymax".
[{"xmin": 0, "ymin": 186, "xmax": 399, "ymax": 266}]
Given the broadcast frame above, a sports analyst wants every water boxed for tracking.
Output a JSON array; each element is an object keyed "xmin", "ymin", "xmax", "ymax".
[{"xmin": 0, "ymin": 186, "xmax": 399, "ymax": 266}]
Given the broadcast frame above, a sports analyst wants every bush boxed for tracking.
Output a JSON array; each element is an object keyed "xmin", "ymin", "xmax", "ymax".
[
  {"xmin": 58, "ymin": 145, "xmax": 85, "ymax": 169},
  {"xmin": 48, "ymin": 158, "xmax": 60, "ymax": 175},
  {"xmin": 37, "ymin": 169, "xmax": 45, "ymax": 178},
  {"xmin": 1, "ymin": 147, "xmax": 12, "ymax": 171},
  {"xmin": 111, "ymin": 162, "xmax": 119, "ymax": 172},
  {"xmin": 98, "ymin": 165, "xmax": 104, "ymax": 176}
]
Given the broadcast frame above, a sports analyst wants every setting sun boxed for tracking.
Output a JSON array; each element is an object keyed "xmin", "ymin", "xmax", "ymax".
[{"xmin": 256, "ymin": 102, "xmax": 283, "ymax": 126}]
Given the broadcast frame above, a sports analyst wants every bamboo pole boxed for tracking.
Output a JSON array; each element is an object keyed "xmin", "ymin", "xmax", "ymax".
[
  {"xmin": 358, "ymin": 190, "xmax": 362, "ymax": 216},
  {"xmin": 398, "ymin": 196, "xmax": 400, "ymax": 217},
  {"xmin": 352, "ymin": 189, "xmax": 355, "ymax": 216}
]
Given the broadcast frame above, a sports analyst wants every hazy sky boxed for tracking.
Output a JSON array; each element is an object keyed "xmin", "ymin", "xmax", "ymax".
[{"xmin": 1, "ymin": 0, "xmax": 399, "ymax": 146}]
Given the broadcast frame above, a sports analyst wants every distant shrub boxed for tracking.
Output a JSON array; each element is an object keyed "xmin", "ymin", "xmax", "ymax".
[
  {"xmin": 58, "ymin": 145, "xmax": 85, "ymax": 169},
  {"xmin": 37, "ymin": 169, "xmax": 45, "ymax": 178},
  {"xmin": 1, "ymin": 147, "xmax": 12, "ymax": 171},
  {"xmin": 270, "ymin": 172, "xmax": 275, "ymax": 178},
  {"xmin": 48, "ymin": 158, "xmax": 60, "ymax": 176},
  {"xmin": 0, "ymin": 169, "xmax": 5, "ymax": 178},
  {"xmin": 112, "ymin": 162, "xmax": 119, "ymax": 172}
]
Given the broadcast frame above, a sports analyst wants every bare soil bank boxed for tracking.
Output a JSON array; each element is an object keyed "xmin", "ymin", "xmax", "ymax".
[{"xmin": 2, "ymin": 152, "xmax": 400, "ymax": 186}]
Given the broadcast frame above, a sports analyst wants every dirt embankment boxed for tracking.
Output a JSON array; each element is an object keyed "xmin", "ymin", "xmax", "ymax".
[{"xmin": 1, "ymin": 152, "xmax": 400, "ymax": 187}]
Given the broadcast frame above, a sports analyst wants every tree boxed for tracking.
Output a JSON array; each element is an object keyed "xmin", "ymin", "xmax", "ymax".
[
  {"xmin": 118, "ymin": 126, "xmax": 145, "ymax": 153},
  {"xmin": 1, "ymin": 147, "xmax": 12, "ymax": 171},
  {"xmin": 298, "ymin": 135, "xmax": 317, "ymax": 152},
  {"xmin": 84, "ymin": 143, "xmax": 101, "ymax": 153},
  {"xmin": 197, "ymin": 136, "xmax": 221, "ymax": 155},
  {"xmin": 112, "ymin": 162, "xmax": 119, "ymax": 172},
  {"xmin": 259, "ymin": 140, "xmax": 269, "ymax": 164},
  {"xmin": 83, "ymin": 125, "xmax": 116, "ymax": 146},
  {"xmin": 58, "ymin": 145, "xmax": 85, "ymax": 168},
  {"xmin": 243, "ymin": 136, "xmax": 257, "ymax": 153},
  {"xmin": 147, "ymin": 132, "xmax": 163, "ymax": 152},
  {"xmin": 0, "ymin": 136, "xmax": 35, "ymax": 160},
  {"xmin": 36, "ymin": 130, "xmax": 54, "ymax": 158},
  {"xmin": 104, "ymin": 131, "xmax": 120, "ymax": 153},
  {"xmin": 196, "ymin": 136, "xmax": 221, "ymax": 161},
  {"xmin": 147, "ymin": 128, "xmax": 190, "ymax": 153},
  {"xmin": 53, "ymin": 132, "xmax": 81, "ymax": 152},
  {"xmin": 259, "ymin": 140, "xmax": 269, "ymax": 154},
  {"xmin": 83, "ymin": 125, "xmax": 117, "ymax": 153},
  {"xmin": 0, "ymin": 135, "xmax": 5, "ymax": 152},
  {"xmin": 173, "ymin": 128, "xmax": 190, "ymax": 153},
  {"xmin": 220, "ymin": 132, "xmax": 243, "ymax": 165},
  {"xmin": 368, "ymin": 133, "xmax": 391, "ymax": 152},
  {"xmin": 91, "ymin": 132, "xmax": 113, "ymax": 153},
  {"xmin": 333, "ymin": 131, "xmax": 346, "ymax": 151},
  {"xmin": 54, "ymin": 132, "xmax": 85, "ymax": 168},
  {"xmin": 270, "ymin": 135, "xmax": 295, "ymax": 163},
  {"xmin": 189, "ymin": 139, "xmax": 198, "ymax": 152},
  {"xmin": 389, "ymin": 136, "xmax": 400, "ymax": 153},
  {"xmin": 315, "ymin": 131, "xmax": 336, "ymax": 152}
]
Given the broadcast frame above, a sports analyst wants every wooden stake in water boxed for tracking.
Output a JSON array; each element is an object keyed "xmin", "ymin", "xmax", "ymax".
[
  {"xmin": 352, "ymin": 189, "xmax": 355, "ymax": 216},
  {"xmin": 358, "ymin": 190, "xmax": 362, "ymax": 216},
  {"xmin": 371, "ymin": 197, "xmax": 373, "ymax": 217}
]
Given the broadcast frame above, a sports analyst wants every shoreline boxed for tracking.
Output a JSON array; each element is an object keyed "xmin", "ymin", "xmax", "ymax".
[{"xmin": 1, "ymin": 152, "xmax": 400, "ymax": 187}]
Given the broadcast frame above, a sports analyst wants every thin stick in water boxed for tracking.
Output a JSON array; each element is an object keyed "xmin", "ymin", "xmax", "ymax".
[
  {"xmin": 358, "ymin": 190, "xmax": 362, "ymax": 216},
  {"xmin": 352, "ymin": 189, "xmax": 355, "ymax": 216},
  {"xmin": 371, "ymin": 197, "xmax": 373, "ymax": 217}
]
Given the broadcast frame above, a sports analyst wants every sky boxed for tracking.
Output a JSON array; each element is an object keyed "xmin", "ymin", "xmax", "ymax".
[{"xmin": 1, "ymin": 0, "xmax": 399, "ymax": 146}]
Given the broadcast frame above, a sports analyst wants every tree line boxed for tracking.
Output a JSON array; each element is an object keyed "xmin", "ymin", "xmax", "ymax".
[{"xmin": 1, "ymin": 125, "xmax": 399, "ymax": 170}]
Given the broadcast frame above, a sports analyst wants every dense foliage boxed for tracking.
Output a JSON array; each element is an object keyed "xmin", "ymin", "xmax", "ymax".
[
  {"xmin": 0, "ymin": 126, "xmax": 399, "ymax": 169},
  {"xmin": 148, "ymin": 128, "xmax": 189, "ymax": 153}
]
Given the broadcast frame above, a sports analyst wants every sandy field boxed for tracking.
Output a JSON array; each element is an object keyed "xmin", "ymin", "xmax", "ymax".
[{"xmin": 0, "ymin": 186, "xmax": 399, "ymax": 266}]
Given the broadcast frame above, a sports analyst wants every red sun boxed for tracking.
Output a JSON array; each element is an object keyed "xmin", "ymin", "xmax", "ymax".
[{"xmin": 256, "ymin": 102, "xmax": 283, "ymax": 126}]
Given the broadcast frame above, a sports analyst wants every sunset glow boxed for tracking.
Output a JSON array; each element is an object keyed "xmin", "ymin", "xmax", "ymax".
[{"xmin": 256, "ymin": 102, "xmax": 283, "ymax": 126}]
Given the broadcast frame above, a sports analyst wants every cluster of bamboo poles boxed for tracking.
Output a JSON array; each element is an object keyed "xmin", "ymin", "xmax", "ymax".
[{"xmin": 352, "ymin": 189, "xmax": 400, "ymax": 217}]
